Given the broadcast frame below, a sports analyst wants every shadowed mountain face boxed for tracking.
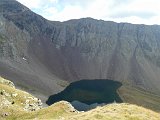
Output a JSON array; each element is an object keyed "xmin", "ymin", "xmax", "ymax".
[{"xmin": 1, "ymin": 0, "xmax": 160, "ymax": 100}]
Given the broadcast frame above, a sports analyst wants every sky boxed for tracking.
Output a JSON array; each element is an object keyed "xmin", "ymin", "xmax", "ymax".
[{"xmin": 16, "ymin": 0, "xmax": 160, "ymax": 25}]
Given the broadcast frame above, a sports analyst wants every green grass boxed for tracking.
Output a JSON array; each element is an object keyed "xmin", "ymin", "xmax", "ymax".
[{"xmin": 118, "ymin": 85, "xmax": 160, "ymax": 112}]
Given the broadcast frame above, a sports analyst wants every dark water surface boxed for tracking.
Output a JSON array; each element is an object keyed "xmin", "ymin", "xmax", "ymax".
[{"xmin": 46, "ymin": 79, "xmax": 122, "ymax": 111}]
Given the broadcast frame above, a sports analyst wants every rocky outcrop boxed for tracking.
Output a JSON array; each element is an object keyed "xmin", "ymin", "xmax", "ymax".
[
  {"xmin": 0, "ymin": 89, "xmax": 42, "ymax": 111},
  {"xmin": 58, "ymin": 101, "xmax": 78, "ymax": 113},
  {"xmin": 0, "ymin": 0, "xmax": 160, "ymax": 99},
  {"xmin": 0, "ymin": 77, "xmax": 42, "ymax": 113},
  {"xmin": 0, "ymin": 77, "xmax": 15, "ymax": 88},
  {"xmin": 23, "ymin": 97, "xmax": 42, "ymax": 111}
]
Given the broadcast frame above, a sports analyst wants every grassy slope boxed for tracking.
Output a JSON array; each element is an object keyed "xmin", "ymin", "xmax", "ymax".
[
  {"xmin": 118, "ymin": 85, "xmax": 160, "ymax": 112},
  {"xmin": 5, "ymin": 101, "xmax": 76, "ymax": 120},
  {"xmin": 0, "ymin": 76, "xmax": 160, "ymax": 120},
  {"xmin": 66, "ymin": 103, "xmax": 160, "ymax": 120}
]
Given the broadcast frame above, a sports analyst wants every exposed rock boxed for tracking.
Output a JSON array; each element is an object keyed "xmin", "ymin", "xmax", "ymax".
[
  {"xmin": 37, "ymin": 99, "xmax": 42, "ymax": 106},
  {"xmin": 24, "ymin": 103, "xmax": 42, "ymax": 111},
  {"xmin": 1, "ymin": 112, "xmax": 9, "ymax": 117},
  {"xmin": 11, "ymin": 101, "xmax": 15, "ymax": 104},
  {"xmin": 24, "ymin": 97, "xmax": 42, "ymax": 111},
  {"xmin": 11, "ymin": 93, "xmax": 18, "ymax": 97}
]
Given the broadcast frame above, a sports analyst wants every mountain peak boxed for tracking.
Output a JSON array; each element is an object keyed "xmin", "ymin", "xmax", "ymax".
[{"xmin": 0, "ymin": 0, "xmax": 29, "ymax": 14}]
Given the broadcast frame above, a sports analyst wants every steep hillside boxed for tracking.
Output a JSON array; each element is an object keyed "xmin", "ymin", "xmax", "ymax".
[
  {"xmin": 0, "ymin": 0, "xmax": 160, "ymax": 108},
  {"xmin": 0, "ymin": 77, "xmax": 160, "ymax": 120},
  {"xmin": 0, "ymin": 0, "xmax": 68, "ymax": 102}
]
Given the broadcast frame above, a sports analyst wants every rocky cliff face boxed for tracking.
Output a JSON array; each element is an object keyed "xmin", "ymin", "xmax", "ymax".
[{"xmin": 0, "ymin": 0, "xmax": 160, "ymax": 99}]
